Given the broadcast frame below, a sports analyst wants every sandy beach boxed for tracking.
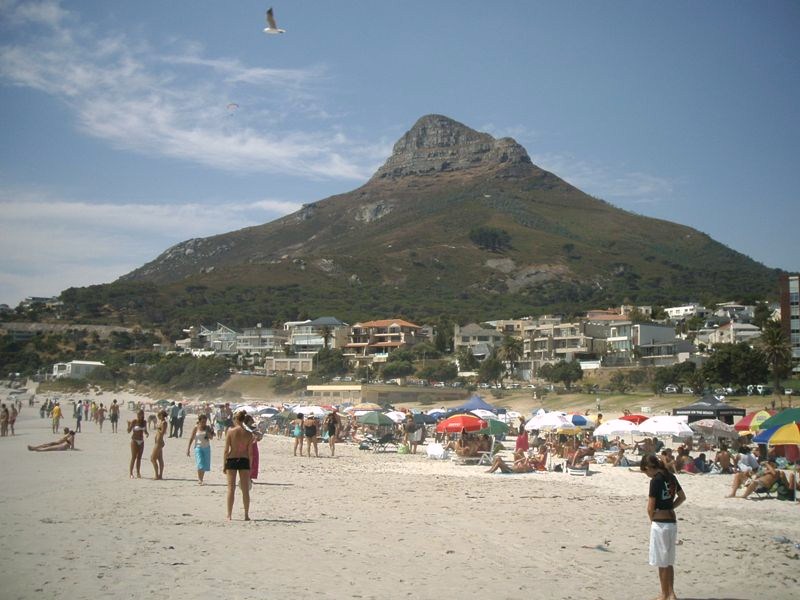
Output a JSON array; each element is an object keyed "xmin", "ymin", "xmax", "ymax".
[{"xmin": 1, "ymin": 390, "xmax": 798, "ymax": 600}]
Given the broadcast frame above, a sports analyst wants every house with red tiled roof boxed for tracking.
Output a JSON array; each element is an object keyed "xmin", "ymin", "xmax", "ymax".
[{"xmin": 343, "ymin": 319, "xmax": 423, "ymax": 365}]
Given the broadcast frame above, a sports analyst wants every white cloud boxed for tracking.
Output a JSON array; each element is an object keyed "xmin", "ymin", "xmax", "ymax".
[
  {"xmin": 0, "ymin": 0, "xmax": 382, "ymax": 180},
  {"xmin": 529, "ymin": 152, "xmax": 673, "ymax": 205},
  {"xmin": 0, "ymin": 187, "xmax": 301, "ymax": 306}
]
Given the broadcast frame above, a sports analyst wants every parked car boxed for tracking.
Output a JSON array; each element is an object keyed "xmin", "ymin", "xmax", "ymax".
[
  {"xmin": 664, "ymin": 384, "xmax": 679, "ymax": 394},
  {"xmin": 681, "ymin": 386, "xmax": 694, "ymax": 394},
  {"xmin": 785, "ymin": 388, "xmax": 794, "ymax": 396}
]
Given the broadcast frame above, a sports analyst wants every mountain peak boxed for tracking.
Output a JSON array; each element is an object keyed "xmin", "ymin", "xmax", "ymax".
[{"xmin": 371, "ymin": 114, "xmax": 532, "ymax": 180}]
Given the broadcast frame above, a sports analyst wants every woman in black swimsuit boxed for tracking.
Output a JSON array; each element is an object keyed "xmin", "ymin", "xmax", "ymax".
[
  {"xmin": 223, "ymin": 411, "xmax": 254, "ymax": 520},
  {"xmin": 303, "ymin": 414, "xmax": 319, "ymax": 458}
]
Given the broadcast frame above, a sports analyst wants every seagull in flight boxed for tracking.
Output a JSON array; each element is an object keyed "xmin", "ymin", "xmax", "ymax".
[{"xmin": 264, "ymin": 8, "xmax": 285, "ymax": 34}]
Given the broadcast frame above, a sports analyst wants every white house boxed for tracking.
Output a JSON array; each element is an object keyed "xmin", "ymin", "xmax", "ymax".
[
  {"xmin": 707, "ymin": 322, "xmax": 761, "ymax": 345},
  {"xmin": 51, "ymin": 360, "xmax": 105, "ymax": 379}
]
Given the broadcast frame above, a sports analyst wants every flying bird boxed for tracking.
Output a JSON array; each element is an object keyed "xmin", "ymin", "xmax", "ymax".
[{"xmin": 264, "ymin": 8, "xmax": 285, "ymax": 34}]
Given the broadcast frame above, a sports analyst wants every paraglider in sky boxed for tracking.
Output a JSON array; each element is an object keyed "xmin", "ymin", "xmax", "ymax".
[{"xmin": 226, "ymin": 103, "xmax": 239, "ymax": 116}]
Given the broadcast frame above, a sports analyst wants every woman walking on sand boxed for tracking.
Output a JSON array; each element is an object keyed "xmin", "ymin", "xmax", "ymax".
[
  {"xmin": 640, "ymin": 453, "xmax": 686, "ymax": 600},
  {"xmin": 187, "ymin": 414, "xmax": 214, "ymax": 484},
  {"xmin": 223, "ymin": 411, "xmax": 253, "ymax": 520},
  {"xmin": 150, "ymin": 410, "xmax": 167, "ymax": 479},
  {"xmin": 291, "ymin": 412, "xmax": 304, "ymax": 456},
  {"xmin": 127, "ymin": 409, "xmax": 149, "ymax": 478}
]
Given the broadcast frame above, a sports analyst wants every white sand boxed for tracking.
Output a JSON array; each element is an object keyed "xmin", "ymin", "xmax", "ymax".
[{"xmin": 1, "ymin": 390, "xmax": 798, "ymax": 600}]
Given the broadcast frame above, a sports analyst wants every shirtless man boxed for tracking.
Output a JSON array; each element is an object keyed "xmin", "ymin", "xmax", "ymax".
[
  {"xmin": 28, "ymin": 428, "xmax": 75, "ymax": 451},
  {"xmin": 713, "ymin": 445, "xmax": 733, "ymax": 473}
]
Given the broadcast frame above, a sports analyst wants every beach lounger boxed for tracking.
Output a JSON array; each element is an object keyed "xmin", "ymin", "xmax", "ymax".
[{"xmin": 566, "ymin": 465, "xmax": 589, "ymax": 476}]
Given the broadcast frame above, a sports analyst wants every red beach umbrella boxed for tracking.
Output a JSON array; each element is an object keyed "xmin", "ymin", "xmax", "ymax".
[
  {"xmin": 620, "ymin": 414, "xmax": 650, "ymax": 425},
  {"xmin": 734, "ymin": 410, "xmax": 775, "ymax": 432},
  {"xmin": 435, "ymin": 414, "xmax": 487, "ymax": 434}
]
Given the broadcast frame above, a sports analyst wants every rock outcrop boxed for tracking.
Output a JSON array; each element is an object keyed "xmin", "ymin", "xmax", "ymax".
[{"xmin": 371, "ymin": 114, "xmax": 532, "ymax": 180}]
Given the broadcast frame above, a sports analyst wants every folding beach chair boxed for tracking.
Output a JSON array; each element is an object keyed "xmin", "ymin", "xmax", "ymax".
[{"xmin": 373, "ymin": 433, "xmax": 398, "ymax": 453}]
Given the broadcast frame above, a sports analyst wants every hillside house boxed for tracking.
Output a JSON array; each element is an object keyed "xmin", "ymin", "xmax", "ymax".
[
  {"xmin": 51, "ymin": 360, "xmax": 105, "ymax": 379},
  {"xmin": 453, "ymin": 323, "xmax": 505, "ymax": 359},
  {"xmin": 284, "ymin": 317, "xmax": 350, "ymax": 354},
  {"xmin": 344, "ymin": 319, "xmax": 422, "ymax": 365}
]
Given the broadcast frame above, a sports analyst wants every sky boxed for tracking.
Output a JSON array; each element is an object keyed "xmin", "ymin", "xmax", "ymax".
[{"xmin": 1, "ymin": 0, "xmax": 798, "ymax": 307}]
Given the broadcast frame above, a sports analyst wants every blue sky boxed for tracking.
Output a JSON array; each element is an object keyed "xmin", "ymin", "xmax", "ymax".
[{"xmin": 1, "ymin": 1, "xmax": 798, "ymax": 307}]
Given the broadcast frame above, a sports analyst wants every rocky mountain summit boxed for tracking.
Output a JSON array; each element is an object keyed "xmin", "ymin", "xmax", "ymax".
[
  {"xmin": 101, "ymin": 113, "xmax": 777, "ymax": 326},
  {"xmin": 371, "ymin": 114, "xmax": 532, "ymax": 179}
]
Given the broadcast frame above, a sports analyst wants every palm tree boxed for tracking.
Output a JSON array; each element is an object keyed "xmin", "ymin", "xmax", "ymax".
[
  {"xmin": 758, "ymin": 320, "xmax": 792, "ymax": 407},
  {"xmin": 498, "ymin": 335, "xmax": 524, "ymax": 379},
  {"xmin": 319, "ymin": 326, "xmax": 333, "ymax": 349}
]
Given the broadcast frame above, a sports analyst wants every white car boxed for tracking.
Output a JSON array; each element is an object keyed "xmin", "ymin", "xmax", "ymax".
[{"xmin": 664, "ymin": 384, "xmax": 679, "ymax": 394}]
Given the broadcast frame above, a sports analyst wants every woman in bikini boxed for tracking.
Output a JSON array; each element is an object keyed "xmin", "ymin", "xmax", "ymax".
[
  {"xmin": 303, "ymin": 414, "xmax": 319, "ymax": 458},
  {"xmin": 223, "ymin": 411, "xmax": 254, "ymax": 520},
  {"xmin": 291, "ymin": 413, "xmax": 304, "ymax": 456},
  {"xmin": 150, "ymin": 410, "xmax": 168, "ymax": 480},
  {"xmin": 187, "ymin": 414, "xmax": 214, "ymax": 484},
  {"xmin": 127, "ymin": 409, "xmax": 149, "ymax": 478},
  {"xmin": 28, "ymin": 428, "xmax": 75, "ymax": 451}
]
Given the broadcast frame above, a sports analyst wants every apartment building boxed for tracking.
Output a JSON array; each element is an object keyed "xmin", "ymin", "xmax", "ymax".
[
  {"xmin": 780, "ymin": 274, "xmax": 800, "ymax": 373},
  {"xmin": 453, "ymin": 323, "xmax": 505, "ymax": 358},
  {"xmin": 344, "ymin": 319, "xmax": 422, "ymax": 365},
  {"xmin": 236, "ymin": 324, "xmax": 287, "ymax": 355}
]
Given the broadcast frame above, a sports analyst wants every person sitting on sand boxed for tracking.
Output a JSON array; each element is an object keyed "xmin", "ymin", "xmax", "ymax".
[
  {"xmin": 609, "ymin": 449, "xmax": 634, "ymax": 467},
  {"xmin": 28, "ymin": 428, "xmax": 75, "ymax": 451},
  {"xmin": 659, "ymin": 449, "xmax": 678, "ymax": 474},
  {"xmin": 570, "ymin": 447, "xmax": 595, "ymax": 468},
  {"xmin": 713, "ymin": 445, "xmax": 734, "ymax": 474},
  {"xmin": 634, "ymin": 437, "xmax": 655, "ymax": 455},
  {"xmin": 727, "ymin": 459, "xmax": 783, "ymax": 498},
  {"xmin": 486, "ymin": 451, "xmax": 534, "ymax": 474}
]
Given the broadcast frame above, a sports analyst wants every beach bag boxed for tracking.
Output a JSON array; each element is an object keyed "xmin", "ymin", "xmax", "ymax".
[{"xmin": 397, "ymin": 443, "xmax": 410, "ymax": 455}]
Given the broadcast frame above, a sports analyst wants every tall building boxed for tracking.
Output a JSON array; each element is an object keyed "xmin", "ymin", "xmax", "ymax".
[{"xmin": 780, "ymin": 274, "xmax": 800, "ymax": 374}]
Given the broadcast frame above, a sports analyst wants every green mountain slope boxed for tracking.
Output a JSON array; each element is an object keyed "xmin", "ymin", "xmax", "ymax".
[{"xmin": 60, "ymin": 115, "xmax": 780, "ymax": 327}]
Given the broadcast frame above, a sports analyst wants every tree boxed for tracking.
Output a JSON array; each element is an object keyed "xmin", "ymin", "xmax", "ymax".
[
  {"xmin": 478, "ymin": 354, "xmax": 503, "ymax": 384},
  {"xmin": 758, "ymin": 320, "xmax": 792, "ymax": 401},
  {"xmin": 456, "ymin": 346, "xmax": 478, "ymax": 371},
  {"xmin": 416, "ymin": 362, "xmax": 458, "ymax": 382},
  {"xmin": 540, "ymin": 360, "xmax": 583, "ymax": 390},
  {"xmin": 752, "ymin": 302, "xmax": 772, "ymax": 330},
  {"xmin": 313, "ymin": 348, "xmax": 347, "ymax": 378},
  {"xmin": 382, "ymin": 360, "xmax": 415, "ymax": 379},
  {"xmin": 497, "ymin": 335, "xmax": 524, "ymax": 379},
  {"xmin": 609, "ymin": 371, "xmax": 630, "ymax": 393},
  {"xmin": 701, "ymin": 343, "xmax": 768, "ymax": 389},
  {"xmin": 468, "ymin": 226, "xmax": 512, "ymax": 252},
  {"xmin": 319, "ymin": 326, "xmax": 333, "ymax": 349},
  {"xmin": 434, "ymin": 320, "xmax": 452, "ymax": 354}
]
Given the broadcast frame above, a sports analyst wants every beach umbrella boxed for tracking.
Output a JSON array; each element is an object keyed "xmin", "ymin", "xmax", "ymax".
[
  {"xmin": 413, "ymin": 413, "xmax": 437, "ymax": 425},
  {"xmin": 689, "ymin": 418, "xmax": 738, "ymax": 439},
  {"xmin": 753, "ymin": 422, "xmax": 800, "ymax": 445},
  {"xmin": 155, "ymin": 399, "xmax": 171, "ymax": 406},
  {"xmin": 594, "ymin": 419, "xmax": 641, "ymax": 437},
  {"xmin": 524, "ymin": 411, "xmax": 571, "ymax": 431},
  {"xmin": 639, "ymin": 416, "xmax": 693, "ymax": 438},
  {"xmin": 759, "ymin": 408, "xmax": 800, "ymax": 431},
  {"xmin": 351, "ymin": 402, "xmax": 383, "ymax": 412},
  {"xmin": 436, "ymin": 414, "xmax": 487, "ymax": 434},
  {"xmin": 734, "ymin": 410, "xmax": 775, "ymax": 432},
  {"xmin": 256, "ymin": 406, "xmax": 279, "ymax": 416},
  {"xmin": 233, "ymin": 405, "xmax": 257, "ymax": 414},
  {"xmin": 471, "ymin": 409, "xmax": 501, "ymax": 421},
  {"xmin": 568, "ymin": 414, "xmax": 594, "ymax": 428},
  {"xmin": 385, "ymin": 411, "xmax": 407, "ymax": 423},
  {"xmin": 619, "ymin": 414, "xmax": 650, "ymax": 425},
  {"xmin": 425, "ymin": 410, "xmax": 446, "ymax": 420},
  {"xmin": 358, "ymin": 411, "xmax": 394, "ymax": 426},
  {"xmin": 478, "ymin": 418, "xmax": 509, "ymax": 436}
]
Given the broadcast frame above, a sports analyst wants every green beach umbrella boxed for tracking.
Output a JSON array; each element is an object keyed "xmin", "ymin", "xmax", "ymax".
[
  {"xmin": 358, "ymin": 411, "xmax": 394, "ymax": 426},
  {"xmin": 759, "ymin": 408, "xmax": 800, "ymax": 430},
  {"xmin": 478, "ymin": 419, "xmax": 509, "ymax": 436}
]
